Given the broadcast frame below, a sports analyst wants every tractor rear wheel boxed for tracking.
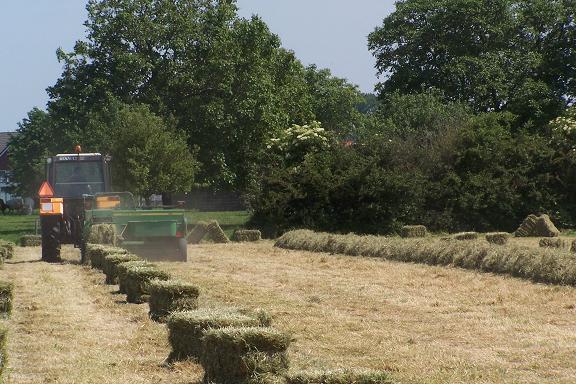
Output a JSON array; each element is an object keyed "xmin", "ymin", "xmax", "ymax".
[{"xmin": 41, "ymin": 216, "xmax": 61, "ymax": 262}]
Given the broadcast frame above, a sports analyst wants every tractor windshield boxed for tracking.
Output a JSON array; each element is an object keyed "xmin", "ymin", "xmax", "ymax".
[{"xmin": 53, "ymin": 161, "xmax": 105, "ymax": 197}]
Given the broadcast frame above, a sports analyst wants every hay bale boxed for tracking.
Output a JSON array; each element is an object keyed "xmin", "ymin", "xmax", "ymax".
[
  {"xmin": 206, "ymin": 220, "xmax": 229, "ymax": 243},
  {"xmin": 454, "ymin": 232, "xmax": 478, "ymax": 240},
  {"xmin": 485, "ymin": 232, "xmax": 511, "ymax": 245},
  {"xmin": 539, "ymin": 238, "xmax": 565, "ymax": 249},
  {"xmin": 0, "ymin": 280, "xmax": 13, "ymax": 318},
  {"xmin": 19, "ymin": 234, "xmax": 41, "ymax": 247},
  {"xmin": 167, "ymin": 308, "xmax": 261, "ymax": 361},
  {"xmin": 570, "ymin": 240, "xmax": 576, "ymax": 253},
  {"xmin": 0, "ymin": 325, "xmax": 7, "ymax": 377},
  {"xmin": 0, "ymin": 241, "xmax": 15, "ymax": 259},
  {"xmin": 514, "ymin": 214, "xmax": 539, "ymax": 237},
  {"xmin": 286, "ymin": 369, "xmax": 395, "ymax": 384},
  {"xmin": 232, "ymin": 230, "xmax": 262, "ymax": 242},
  {"xmin": 86, "ymin": 244, "xmax": 128, "ymax": 270},
  {"xmin": 399, "ymin": 225, "xmax": 427, "ymax": 238},
  {"xmin": 86, "ymin": 224, "xmax": 117, "ymax": 245},
  {"xmin": 124, "ymin": 265, "xmax": 171, "ymax": 303},
  {"xmin": 103, "ymin": 253, "xmax": 141, "ymax": 284},
  {"xmin": 201, "ymin": 326, "xmax": 291, "ymax": 384},
  {"xmin": 187, "ymin": 221, "xmax": 209, "ymax": 244},
  {"xmin": 534, "ymin": 214, "xmax": 560, "ymax": 237},
  {"xmin": 117, "ymin": 260, "xmax": 154, "ymax": 294},
  {"xmin": 148, "ymin": 279, "xmax": 200, "ymax": 322}
]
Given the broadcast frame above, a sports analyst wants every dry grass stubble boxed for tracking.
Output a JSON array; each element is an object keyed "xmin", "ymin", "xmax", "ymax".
[
  {"xmin": 158, "ymin": 241, "xmax": 576, "ymax": 384},
  {"xmin": 4, "ymin": 246, "xmax": 200, "ymax": 384}
]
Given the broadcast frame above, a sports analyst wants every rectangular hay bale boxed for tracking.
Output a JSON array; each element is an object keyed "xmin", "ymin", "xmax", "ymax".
[
  {"xmin": 86, "ymin": 244, "xmax": 128, "ymax": 270},
  {"xmin": 454, "ymin": 232, "xmax": 478, "ymax": 241},
  {"xmin": 539, "ymin": 238, "xmax": 565, "ymax": 249},
  {"xmin": 0, "ymin": 280, "xmax": 13, "ymax": 318},
  {"xmin": 206, "ymin": 220, "xmax": 230, "ymax": 244},
  {"xmin": 124, "ymin": 265, "xmax": 171, "ymax": 304},
  {"xmin": 232, "ymin": 230, "xmax": 262, "ymax": 242},
  {"xmin": 167, "ymin": 308, "xmax": 260, "ymax": 361},
  {"xmin": 0, "ymin": 241, "xmax": 14, "ymax": 259},
  {"xmin": 187, "ymin": 221, "xmax": 209, "ymax": 244},
  {"xmin": 399, "ymin": 225, "xmax": 427, "ymax": 238},
  {"xmin": 148, "ymin": 279, "xmax": 200, "ymax": 322},
  {"xmin": 117, "ymin": 260, "xmax": 154, "ymax": 294},
  {"xmin": 485, "ymin": 232, "xmax": 511, "ymax": 245},
  {"xmin": 19, "ymin": 235, "xmax": 41, "ymax": 247},
  {"xmin": 86, "ymin": 224, "xmax": 117, "ymax": 246},
  {"xmin": 201, "ymin": 326, "xmax": 291, "ymax": 384},
  {"xmin": 103, "ymin": 253, "xmax": 141, "ymax": 284}
]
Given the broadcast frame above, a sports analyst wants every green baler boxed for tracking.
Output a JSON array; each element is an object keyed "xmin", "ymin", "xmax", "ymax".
[{"xmin": 83, "ymin": 194, "xmax": 188, "ymax": 262}]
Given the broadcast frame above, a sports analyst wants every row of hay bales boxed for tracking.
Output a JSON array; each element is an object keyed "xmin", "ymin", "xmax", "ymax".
[
  {"xmin": 0, "ymin": 241, "xmax": 15, "ymax": 381},
  {"xmin": 276, "ymin": 229, "xmax": 576, "ymax": 286},
  {"xmin": 84, "ymin": 240, "xmax": 393, "ymax": 383},
  {"xmin": 187, "ymin": 220, "xmax": 262, "ymax": 244}
]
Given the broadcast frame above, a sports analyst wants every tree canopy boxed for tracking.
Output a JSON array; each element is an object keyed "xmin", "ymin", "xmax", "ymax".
[{"xmin": 368, "ymin": 0, "xmax": 576, "ymax": 128}]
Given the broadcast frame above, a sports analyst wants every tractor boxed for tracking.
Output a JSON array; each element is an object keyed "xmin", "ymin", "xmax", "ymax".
[{"xmin": 38, "ymin": 147, "xmax": 188, "ymax": 262}]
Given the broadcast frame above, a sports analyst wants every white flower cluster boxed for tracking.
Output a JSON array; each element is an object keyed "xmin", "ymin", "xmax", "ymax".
[
  {"xmin": 552, "ymin": 116, "xmax": 576, "ymax": 133},
  {"xmin": 267, "ymin": 121, "xmax": 330, "ymax": 153}
]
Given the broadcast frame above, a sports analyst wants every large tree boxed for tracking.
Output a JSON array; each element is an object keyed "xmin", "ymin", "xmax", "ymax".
[
  {"xmin": 368, "ymin": 0, "xmax": 576, "ymax": 128},
  {"xmin": 47, "ymin": 0, "xmax": 315, "ymax": 190}
]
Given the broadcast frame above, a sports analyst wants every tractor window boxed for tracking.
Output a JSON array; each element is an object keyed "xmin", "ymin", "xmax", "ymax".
[{"xmin": 54, "ymin": 161, "xmax": 105, "ymax": 197}]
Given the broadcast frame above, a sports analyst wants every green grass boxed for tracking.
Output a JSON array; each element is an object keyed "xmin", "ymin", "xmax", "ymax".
[
  {"xmin": 185, "ymin": 211, "xmax": 250, "ymax": 238},
  {"xmin": 0, "ymin": 210, "xmax": 250, "ymax": 244},
  {"xmin": 0, "ymin": 214, "xmax": 38, "ymax": 243}
]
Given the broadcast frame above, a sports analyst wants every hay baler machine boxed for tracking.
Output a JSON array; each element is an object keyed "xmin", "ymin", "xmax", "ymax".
[{"xmin": 38, "ymin": 148, "xmax": 188, "ymax": 262}]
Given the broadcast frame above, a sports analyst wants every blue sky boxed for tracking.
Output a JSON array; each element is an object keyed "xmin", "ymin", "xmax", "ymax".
[{"xmin": 0, "ymin": 1, "xmax": 395, "ymax": 132}]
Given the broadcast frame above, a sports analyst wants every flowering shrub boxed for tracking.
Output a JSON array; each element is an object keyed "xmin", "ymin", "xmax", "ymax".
[
  {"xmin": 550, "ymin": 106, "xmax": 576, "ymax": 150},
  {"xmin": 267, "ymin": 121, "xmax": 331, "ymax": 164}
]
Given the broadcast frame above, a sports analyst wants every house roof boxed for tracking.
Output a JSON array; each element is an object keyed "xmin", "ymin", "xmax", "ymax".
[{"xmin": 0, "ymin": 132, "xmax": 14, "ymax": 157}]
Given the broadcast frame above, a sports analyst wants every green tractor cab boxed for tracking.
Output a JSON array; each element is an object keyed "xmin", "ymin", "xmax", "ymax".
[{"xmin": 39, "ymin": 150, "xmax": 188, "ymax": 263}]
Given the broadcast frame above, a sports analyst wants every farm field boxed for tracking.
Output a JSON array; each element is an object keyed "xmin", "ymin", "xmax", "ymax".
[{"xmin": 3, "ymin": 239, "xmax": 576, "ymax": 383}]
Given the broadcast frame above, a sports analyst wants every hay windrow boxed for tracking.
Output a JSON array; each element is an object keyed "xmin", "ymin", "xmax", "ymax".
[
  {"xmin": 87, "ymin": 223, "xmax": 117, "ymax": 245},
  {"xmin": 124, "ymin": 265, "xmax": 171, "ymax": 304},
  {"xmin": 167, "ymin": 308, "xmax": 260, "ymax": 361},
  {"xmin": 148, "ymin": 279, "xmax": 200, "ymax": 322},
  {"xmin": 201, "ymin": 326, "xmax": 291, "ymax": 384},
  {"xmin": 86, "ymin": 244, "xmax": 128, "ymax": 270},
  {"xmin": 19, "ymin": 234, "xmax": 41, "ymax": 247},
  {"xmin": 103, "ymin": 253, "xmax": 141, "ymax": 284},
  {"xmin": 399, "ymin": 225, "xmax": 427, "ymax": 238},
  {"xmin": 0, "ymin": 280, "xmax": 13, "ymax": 317},
  {"xmin": 286, "ymin": 369, "xmax": 396, "ymax": 384},
  {"xmin": 275, "ymin": 229, "xmax": 576, "ymax": 286},
  {"xmin": 571, "ymin": 240, "xmax": 576, "ymax": 253},
  {"xmin": 206, "ymin": 220, "xmax": 230, "ymax": 243},
  {"xmin": 485, "ymin": 232, "xmax": 511, "ymax": 245},
  {"xmin": 232, "ymin": 229, "xmax": 262, "ymax": 242},
  {"xmin": 187, "ymin": 221, "xmax": 209, "ymax": 244}
]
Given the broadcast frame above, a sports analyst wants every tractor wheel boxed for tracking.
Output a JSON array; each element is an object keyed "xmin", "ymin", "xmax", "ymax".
[
  {"xmin": 41, "ymin": 216, "xmax": 61, "ymax": 262},
  {"xmin": 178, "ymin": 238, "xmax": 188, "ymax": 261}
]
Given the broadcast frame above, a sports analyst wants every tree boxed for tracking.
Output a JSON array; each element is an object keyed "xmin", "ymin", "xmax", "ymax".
[
  {"xmin": 94, "ymin": 104, "xmax": 199, "ymax": 197},
  {"xmin": 47, "ymin": 0, "xmax": 315, "ymax": 191},
  {"xmin": 368, "ymin": 0, "xmax": 575, "ymax": 128},
  {"xmin": 9, "ymin": 109, "xmax": 53, "ymax": 197}
]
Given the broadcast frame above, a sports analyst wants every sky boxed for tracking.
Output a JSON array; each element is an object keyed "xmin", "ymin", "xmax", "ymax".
[{"xmin": 0, "ymin": 1, "xmax": 396, "ymax": 132}]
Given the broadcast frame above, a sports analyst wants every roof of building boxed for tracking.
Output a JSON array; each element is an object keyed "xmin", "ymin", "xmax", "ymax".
[{"xmin": 0, "ymin": 132, "xmax": 14, "ymax": 157}]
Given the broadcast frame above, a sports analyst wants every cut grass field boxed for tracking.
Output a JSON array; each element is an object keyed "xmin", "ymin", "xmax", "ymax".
[{"xmin": 4, "ymin": 237, "xmax": 576, "ymax": 383}]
